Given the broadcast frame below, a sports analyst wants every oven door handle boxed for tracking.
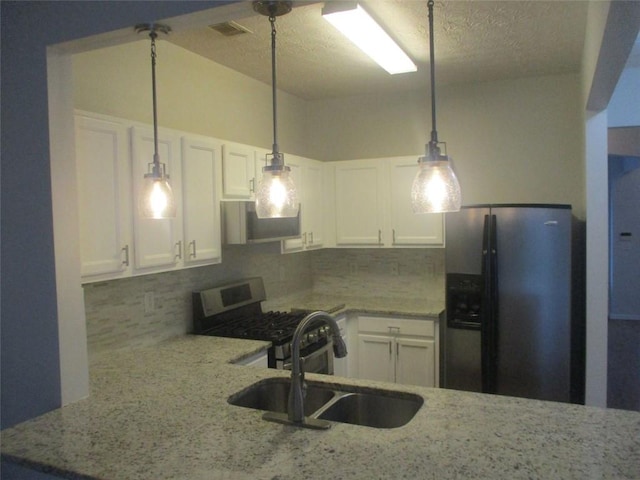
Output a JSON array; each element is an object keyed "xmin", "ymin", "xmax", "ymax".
[{"xmin": 283, "ymin": 340, "xmax": 333, "ymax": 371}]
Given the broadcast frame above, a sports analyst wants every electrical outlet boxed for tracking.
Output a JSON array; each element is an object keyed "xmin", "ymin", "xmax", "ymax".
[{"xmin": 144, "ymin": 292, "xmax": 155, "ymax": 314}]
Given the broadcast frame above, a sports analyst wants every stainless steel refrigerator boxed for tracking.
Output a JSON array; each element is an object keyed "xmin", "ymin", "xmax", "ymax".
[{"xmin": 441, "ymin": 204, "xmax": 584, "ymax": 403}]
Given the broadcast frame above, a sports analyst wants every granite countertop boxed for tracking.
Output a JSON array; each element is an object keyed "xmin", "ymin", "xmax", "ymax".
[
  {"xmin": 264, "ymin": 291, "xmax": 444, "ymax": 319},
  {"xmin": 2, "ymin": 335, "xmax": 639, "ymax": 480}
]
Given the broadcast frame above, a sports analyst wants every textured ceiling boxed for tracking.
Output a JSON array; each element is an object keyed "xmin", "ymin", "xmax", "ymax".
[{"xmin": 169, "ymin": 0, "xmax": 589, "ymax": 101}]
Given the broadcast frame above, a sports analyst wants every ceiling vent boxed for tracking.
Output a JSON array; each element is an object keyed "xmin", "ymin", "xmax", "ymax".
[{"xmin": 209, "ymin": 21, "xmax": 252, "ymax": 36}]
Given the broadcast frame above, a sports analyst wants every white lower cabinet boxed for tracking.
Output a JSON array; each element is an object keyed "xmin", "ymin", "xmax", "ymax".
[{"xmin": 357, "ymin": 315, "xmax": 437, "ymax": 387}]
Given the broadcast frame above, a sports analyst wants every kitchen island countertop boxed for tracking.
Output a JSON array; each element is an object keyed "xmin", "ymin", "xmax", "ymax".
[{"xmin": 2, "ymin": 335, "xmax": 639, "ymax": 480}]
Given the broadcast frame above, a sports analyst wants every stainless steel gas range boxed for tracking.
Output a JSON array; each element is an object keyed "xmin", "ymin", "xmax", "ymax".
[{"xmin": 192, "ymin": 277, "xmax": 336, "ymax": 374}]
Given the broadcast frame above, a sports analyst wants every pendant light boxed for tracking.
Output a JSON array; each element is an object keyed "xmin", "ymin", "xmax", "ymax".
[
  {"xmin": 411, "ymin": 0, "xmax": 461, "ymax": 214},
  {"xmin": 253, "ymin": 1, "xmax": 299, "ymax": 219},
  {"xmin": 136, "ymin": 23, "xmax": 177, "ymax": 219}
]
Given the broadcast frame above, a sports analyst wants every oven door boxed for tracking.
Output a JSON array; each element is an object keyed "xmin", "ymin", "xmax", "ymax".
[{"xmin": 278, "ymin": 340, "xmax": 334, "ymax": 375}]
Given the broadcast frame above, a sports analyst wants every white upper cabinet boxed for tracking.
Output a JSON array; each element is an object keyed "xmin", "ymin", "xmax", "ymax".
[
  {"xmin": 282, "ymin": 155, "xmax": 326, "ymax": 253},
  {"xmin": 333, "ymin": 157, "xmax": 444, "ymax": 248},
  {"xmin": 75, "ymin": 114, "xmax": 132, "ymax": 279},
  {"xmin": 181, "ymin": 136, "xmax": 222, "ymax": 265},
  {"xmin": 131, "ymin": 126, "xmax": 183, "ymax": 272},
  {"xmin": 222, "ymin": 142, "xmax": 256, "ymax": 199},
  {"xmin": 388, "ymin": 157, "xmax": 444, "ymax": 245},
  {"xmin": 334, "ymin": 159, "xmax": 384, "ymax": 245},
  {"xmin": 304, "ymin": 160, "xmax": 326, "ymax": 249}
]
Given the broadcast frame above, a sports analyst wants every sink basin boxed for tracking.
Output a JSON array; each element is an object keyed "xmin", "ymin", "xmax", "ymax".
[
  {"xmin": 228, "ymin": 377, "xmax": 423, "ymax": 428},
  {"xmin": 317, "ymin": 391, "xmax": 423, "ymax": 428},
  {"xmin": 228, "ymin": 377, "xmax": 336, "ymax": 416}
]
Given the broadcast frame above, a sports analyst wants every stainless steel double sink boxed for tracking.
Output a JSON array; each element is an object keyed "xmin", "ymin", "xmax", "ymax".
[{"xmin": 228, "ymin": 377, "xmax": 423, "ymax": 429}]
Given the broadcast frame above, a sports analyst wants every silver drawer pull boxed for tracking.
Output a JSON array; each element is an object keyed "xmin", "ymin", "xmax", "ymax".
[{"xmin": 121, "ymin": 245, "xmax": 130, "ymax": 267}]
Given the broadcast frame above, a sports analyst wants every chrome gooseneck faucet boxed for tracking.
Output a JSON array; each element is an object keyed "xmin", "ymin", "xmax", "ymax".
[{"xmin": 263, "ymin": 311, "xmax": 347, "ymax": 429}]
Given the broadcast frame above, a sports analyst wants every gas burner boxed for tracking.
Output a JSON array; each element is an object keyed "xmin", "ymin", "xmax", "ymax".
[{"xmin": 192, "ymin": 278, "xmax": 335, "ymax": 373}]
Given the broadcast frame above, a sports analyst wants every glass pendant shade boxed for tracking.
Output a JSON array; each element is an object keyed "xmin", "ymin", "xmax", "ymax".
[
  {"xmin": 139, "ymin": 172, "xmax": 176, "ymax": 219},
  {"xmin": 255, "ymin": 165, "xmax": 299, "ymax": 219},
  {"xmin": 411, "ymin": 156, "xmax": 462, "ymax": 214}
]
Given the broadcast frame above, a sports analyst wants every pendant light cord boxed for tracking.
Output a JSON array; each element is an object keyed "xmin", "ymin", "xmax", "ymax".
[
  {"xmin": 427, "ymin": 0, "xmax": 439, "ymax": 155},
  {"xmin": 150, "ymin": 30, "xmax": 160, "ymax": 173},
  {"xmin": 270, "ymin": 14, "xmax": 281, "ymax": 159}
]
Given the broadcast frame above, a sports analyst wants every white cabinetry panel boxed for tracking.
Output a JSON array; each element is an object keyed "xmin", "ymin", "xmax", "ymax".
[
  {"xmin": 357, "ymin": 315, "xmax": 437, "ymax": 388},
  {"xmin": 222, "ymin": 143, "xmax": 255, "ymax": 199},
  {"xmin": 333, "ymin": 157, "xmax": 443, "ymax": 248},
  {"xmin": 181, "ymin": 137, "xmax": 222, "ymax": 265},
  {"xmin": 131, "ymin": 126, "xmax": 182, "ymax": 271},
  {"xmin": 282, "ymin": 156, "xmax": 325, "ymax": 253},
  {"xmin": 335, "ymin": 159, "xmax": 383, "ymax": 245},
  {"xmin": 75, "ymin": 115, "xmax": 131, "ymax": 278},
  {"xmin": 388, "ymin": 158, "xmax": 444, "ymax": 245}
]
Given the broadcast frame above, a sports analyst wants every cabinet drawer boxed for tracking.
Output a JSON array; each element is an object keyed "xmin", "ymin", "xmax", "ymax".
[{"xmin": 358, "ymin": 316, "xmax": 435, "ymax": 337}]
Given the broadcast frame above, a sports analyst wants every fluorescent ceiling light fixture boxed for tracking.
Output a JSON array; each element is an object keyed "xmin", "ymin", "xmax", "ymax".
[{"xmin": 322, "ymin": 2, "xmax": 416, "ymax": 75}]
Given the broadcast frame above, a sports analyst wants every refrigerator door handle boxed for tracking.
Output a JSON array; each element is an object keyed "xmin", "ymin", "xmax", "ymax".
[
  {"xmin": 480, "ymin": 215, "xmax": 491, "ymax": 393},
  {"xmin": 480, "ymin": 214, "xmax": 499, "ymax": 394},
  {"xmin": 488, "ymin": 214, "xmax": 499, "ymax": 393}
]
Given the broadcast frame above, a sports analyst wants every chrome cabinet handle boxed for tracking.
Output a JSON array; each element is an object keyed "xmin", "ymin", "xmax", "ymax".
[
  {"xmin": 392, "ymin": 229, "xmax": 396, "ymax": 244},
  {"xmin": 175, "ymin": 240, "xmax": 182, "ymax": 260},
  {"xmin": 249, "ymin": 178, "xmax": 255, "ymax": 193},
  {"xmin": 121, "ymin": 245, "xmax": 130, "ymax": 267},
  {"xmin": 309, "ymin": 232, "xmax": 314, "ymax": 245},
  {"xmin": 389, "ymin": 341, "xmax": 392, "ymax": 356},
  {"xmin": 378, "ymin": 229, "xmax": 382, "ymax": 245},
  {"xmin": 189, "ymin": 240, "xmax": 197, "ymax": 258}
]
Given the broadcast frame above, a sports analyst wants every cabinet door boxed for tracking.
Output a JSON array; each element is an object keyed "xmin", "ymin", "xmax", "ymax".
[
  {"xmin": 357, "ymin": 334, "xmax": 394, "ymax": 383},
  {"xmin": 181, "ymin": 137, "xmax": 222, "ymax": 265},
  {"xmin": 281, "ymin": 157, "xmax": 324, "ymax": 253},
  {"xmin": 396, "ymin": 337, "xmax": 436, "ymax": 387},
  {"xmin": 131, "ymin": 126, "xmax": 182, "ymax": 271},
  {"xmin": 388, "ymin": 157, "xmax": 444, "ymax": 245},
  {"xmin": 222, "ymin": 143, "xmax": 255, "ymax": 198},
  {"xmin": 304, "ymin": 160, "xmax": 325, "ymax": 249},
  {"xmin": 335, "ymin": 160, "xmax": 383, "ymax": 245},
  {"xmin": 281, "ymin": 156, "xmax": 305, "ymax": 253},
  {"xmin": 75, "ymin": 115, "xmax": 132, "ymax": 279}
]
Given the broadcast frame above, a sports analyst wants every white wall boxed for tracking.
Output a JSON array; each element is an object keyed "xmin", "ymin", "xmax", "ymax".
[
  {"xmin": 73, "ymin": 39, "xmax": 310, "ymax": 156},
  {"xmin": 608, "ymin": 67, "xmax": 640, "ymax": 128}
]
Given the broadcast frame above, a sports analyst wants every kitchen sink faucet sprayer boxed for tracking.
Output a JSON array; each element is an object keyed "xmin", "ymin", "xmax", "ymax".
[{"xmin": 264, "ymin": 311, "xmax": 347, "ymax": 429}]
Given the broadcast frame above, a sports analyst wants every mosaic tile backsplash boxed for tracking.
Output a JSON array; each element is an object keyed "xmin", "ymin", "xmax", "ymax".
[{"xmin": 83, "ymin": 246, "xmax": 444, "ymax": 357}]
